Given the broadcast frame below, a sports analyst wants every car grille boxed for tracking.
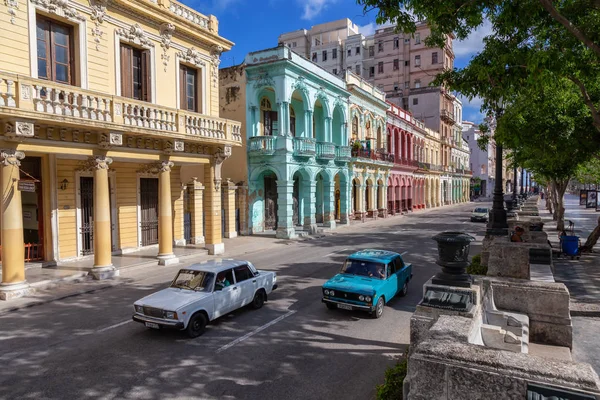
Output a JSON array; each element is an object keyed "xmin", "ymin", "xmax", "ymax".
[
  {"xmin": 326, "ymin": 290, "xmax": 362, "ymax": 302},
  {"xmin": 142, "ymin": 306, "xmax": 164, "ymax": 318}
]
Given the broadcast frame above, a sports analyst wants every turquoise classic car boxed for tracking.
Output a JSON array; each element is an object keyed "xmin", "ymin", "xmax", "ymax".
[{"xmin": 322, "ymin": 249, "xmax": 413, "ymax": 318}]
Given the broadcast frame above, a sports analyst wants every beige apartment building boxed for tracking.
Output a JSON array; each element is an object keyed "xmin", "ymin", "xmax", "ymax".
[{"xmin": 0, "ymin": 0, "xmax": 241, "ymax": 300}]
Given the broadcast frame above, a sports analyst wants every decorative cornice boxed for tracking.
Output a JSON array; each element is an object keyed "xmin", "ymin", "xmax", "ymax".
[
  {"xmin": 160, "ymin": 23, "xmax": 175, "ymax": 72},
  {"xmin": 89, "ymin": 0, "xmax": 109, "ymax": 51},
  {"xmin": 31, "ymin": 0, "xmax": 85, "ymax": 22},
  {"xmin": 253, "ymin": 72, "xmax": 275, "ymax": 90},
  {"xmin": 116, "ymin": 23, "xmax": 154, "ymax": 48},
  {"xmin": 210, "ymin": 44, "xmax": 222, "ymax": 88},
  {"xmin": 177, "ymin": 47, "xmax": 206, "ymax": 67},
  {"xmin": 292, "ymin": 75, "xmax": 308, "ymax": 97}
]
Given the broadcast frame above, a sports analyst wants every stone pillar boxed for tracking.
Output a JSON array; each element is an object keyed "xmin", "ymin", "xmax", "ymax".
[
  {"xmin": 303, "ymin": 181, "xmax": 317, "ymax": 233},
  {"xmin": 323, "ymin": 180, "xmax": 336, "ymax": 229},
  {"xmin": 0, "ymin": 150, "xmax": 32, "ymax": 300},
  {"xmin": 237, "ymin": 185, "xmax": 249, "ymax": 235},
  {"xmin": 340, "ymin": 180, "xmax": 350, "ymax": 224},
  {"xmin": 190, "ymin": 178, "xmax": 205, "ymax": 244},
  {"xmin": 305, "ymin": 110, "xmax": 314, "ymax": 138},
  {"xmin": 276, "ymin": 180, "xmax": 295, "ymax": 239},
  {"xmin": 91, "ymin": 156, "xmax": 118, "ymax": 279},
  {"xmin": 204, "ymin": 146, "xmax": 230, "ymax": 254},
  {"xmin": 157, "ymin": 161, "xmax": 179, "ymax": 265},
  {"xmin": 325, "ymin": 117, "xmax": 333, "ymax": 142},
  {"xmin": 223, "ymin": 179, "xmax": 237, "ymax": 238}
]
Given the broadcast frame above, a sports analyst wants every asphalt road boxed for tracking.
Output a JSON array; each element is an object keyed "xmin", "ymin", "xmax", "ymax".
[{"xmin": 0, "ymin": 202, "xmax": 487, "ymax": 400}]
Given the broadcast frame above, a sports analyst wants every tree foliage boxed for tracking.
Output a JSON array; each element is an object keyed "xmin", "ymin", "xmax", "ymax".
[{"xmin": 575, "ymin": 155, "xmax": 600, "ymax": 185}]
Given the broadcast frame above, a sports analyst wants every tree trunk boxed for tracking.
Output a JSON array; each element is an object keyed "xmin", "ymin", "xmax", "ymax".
[
  {"xmin": 581, "ymin": 216, "xmax": 600, "ymax": 253},
  {"xmin": 552, "ymin": 178, "xmax": 569, "ymax": 232},
  {"xmin": 551, "ymin": 182, "xmax": 559, "ymax": 221}
]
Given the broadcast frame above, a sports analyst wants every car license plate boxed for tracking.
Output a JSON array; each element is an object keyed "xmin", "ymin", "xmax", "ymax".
[
  {"xmin": 337, "ymin": 303, "xmax": 353, "ymax": 310},
  {"xmin": 145, "ymin": 322, "xmax": 160, "ymax": 329}
]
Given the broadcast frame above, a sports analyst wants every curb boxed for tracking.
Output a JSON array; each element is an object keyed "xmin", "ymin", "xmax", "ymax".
[{"xmin": 570, "ymin": 310, "xmax": 600, "ymax": 318}]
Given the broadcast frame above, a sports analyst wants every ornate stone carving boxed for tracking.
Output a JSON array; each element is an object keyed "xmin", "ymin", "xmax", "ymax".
[
  {"xmin": 334, "ymin": 95, "xmax": 345, "ymax": 111},
  {"xmin": 136, "ymin": 163, "xmax": 160, "ymax": 175},
  {"xmin": 110, "ymin": 132, "xmax": 122, "ymax": 146},
  {"xmin": 92, "ymin": 155, "xmax": 112, "ymax": 170},
  {"xmin": 159, "ymin": 23, "xmax": 175, "ymax": 72},
  {"xmin": 117, "ymin": 23, "xmax": 154, "ymax": 48},
  {"xmin": 315, "ymin": 90, "xmax": 329, "ymax": 109},
  {"xmin": 210, "ymin": 45, "xmax": 222, "ymax": 88},
  {"xmin": 4, "ymin": 121, "xmax": 34, "ymax": 140},
  {"xmin": 214, "ymin": 146, "xmax": 232, "ymax": 164},
  {"xmin": 160, "ymin": 161, "xmax": 174, "ymax": 173},
  {"xmin": 177, "ymin": 47, "xmax": 206, "ymax": 67},
  {"xmin": 31, "ymin": 0, "xmax": 85, "ymax": 22},
  {"xmin": 253, "ymin": 72, "xmax": 275, "ymax": 89},
  {"xmin": 0, "ymin": 149, "xmax": 25, "ymax": 166},
  {"xmin": 5, "ymin": 0, "xmax": 19, "ymax": 24},
  {"xmin": 292, "ymin": 75, "xmax": 309, "ymax": 98},
  {"xmin": 89, "ymin": 0, "xmax": 109, "ymax": 50},
  {"xmin": 174, "ymin": 140, "xmax": 184, "ymax": 152},
  {"xmin": 114, "ymin": 103, "xmax": 122, "ymax": 116},
  {"xmin": 21, "ymin": 84, "xmax": 31, "ymax": 100}
]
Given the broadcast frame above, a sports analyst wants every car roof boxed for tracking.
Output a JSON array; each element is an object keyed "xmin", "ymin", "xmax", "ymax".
[
  {"xmin": 183, "ymin": 259, "xmax": 250, "ymax": 273},
  {"xmin": 347, "ymin": 249, "xmax": 401, "ymax": 263}
]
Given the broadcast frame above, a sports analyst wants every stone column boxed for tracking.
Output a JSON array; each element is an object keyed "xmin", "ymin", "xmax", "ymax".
[
  {"xmin": 237, "ymin": 185, "xmax": 249, "ymax": 235},
  {"xmin": 190, "ymin": 178, "xmax": 205, "ymax": 244},
  {"xmin": 0, "ymin": 150, "xmax": 32, "ymax": 300},
  {"xmin": 323, "ymin": 180, "xmax": 336, "ymax": 229},
  {"xmin": 325, "ymin": 117, "xmax": 333, "ymax": 142},
  {"xmin": 305, "ymin": 110, "xmax": 314, "ymax": 138},
  {"xmin": 279, "ymin": 101, "xmax": 290, "ymax": 136},
  {"xmin": 204, "ymin": 146, "xmax": 230, "ymax": 254},
  {"xmin": 340, "ymin": 179, "xmax": 350, "ymax": 224},
  {"xmin": 90, "ymin": 156, "xmax": 118, "ymax": 279},
  {"xmin": 157, "ymin": 161, "xmax": 179, "ymax": 265},
  {"xmin": 223, "ymin": 179, "xmax": 237, "ymax": 238},
  {"xmin": 303, "ymin": 181, "xmax": 317, "ymax": 233},
  {"xmin": 276, "ymin": 180, "xmax": 295, "ymax": 239}
]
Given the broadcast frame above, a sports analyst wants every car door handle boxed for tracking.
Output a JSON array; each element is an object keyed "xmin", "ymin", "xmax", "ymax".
[
  {"xmin": 232, "ymin": 287, "xmax": 238, "ymax": 290},
  {"xmin": 252, "ymin": 280, "xmax": 257, "ymax": 283}
]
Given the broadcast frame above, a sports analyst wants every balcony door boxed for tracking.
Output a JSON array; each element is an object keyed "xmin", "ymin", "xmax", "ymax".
[{"xmin": 264, "ymin": 175, "xmax": 278, "ymax": 231}]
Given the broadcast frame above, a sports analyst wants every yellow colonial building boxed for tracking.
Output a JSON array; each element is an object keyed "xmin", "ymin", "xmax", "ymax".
[{"xmin": 0, "ymin": 0, "xmax": 241, "ymax": 299}]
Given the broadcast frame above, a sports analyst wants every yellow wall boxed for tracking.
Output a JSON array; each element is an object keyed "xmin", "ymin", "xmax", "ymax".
[
  {"xmin": 56, "ymin": 159, "xmax": 79, "ymax": 259},
  {"xmin": 112, "ymin": 162, "xmax": 139, "ymax": 249},
  {"xmin": 0, "ymin": 0, "xmax": 30, "ymax": 74}
]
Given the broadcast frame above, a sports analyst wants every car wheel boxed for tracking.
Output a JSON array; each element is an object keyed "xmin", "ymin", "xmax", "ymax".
[
  {"xmin": 326, "ymin": 302, "xmax": 337, "ymax": 310},
  {"xmin": 372, "ymin": 296, "xmax": 385, "ymax": 319},
  {"xmin": 470, "ymin": 218, "xmax": 475, "ymax": 222},
  {"xmin": 251, "ymin": 290, "xmax": 265, "ymax": 310},
  {"xmin": 399, "ymin": 281, "xmax": 408, "ymax": 297},
  {"xmin": 186, "ymin": 312, "xmax": 207, "ymax": 338}
]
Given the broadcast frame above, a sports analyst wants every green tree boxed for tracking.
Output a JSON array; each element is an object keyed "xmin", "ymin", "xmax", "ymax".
[{"xmin": 356, "ymin": 0, "xmax": 600, "ymax": 134}]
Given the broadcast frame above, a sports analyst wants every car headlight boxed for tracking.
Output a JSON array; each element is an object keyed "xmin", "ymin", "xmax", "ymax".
[
  {"xmin": 324, "ymin": 289, "xmax": 330, "ymax": 296},
  {"xmin": 329, "ymin": 290, "xmax": 335, "ymax": 297},
  {"xmin": 164, "ymin": 311, "xmax": 178, "ymax": 320},
  {"xmin": 134, "ymin": 305, "xmax": 143, "ymax": 313},
  {"xmin": 359, "ymin": 295, "xmax": 365, "ymax": 301},
  {"xmin": 365, "ymin": 296, "xmax": 372, "ymax": 302}
]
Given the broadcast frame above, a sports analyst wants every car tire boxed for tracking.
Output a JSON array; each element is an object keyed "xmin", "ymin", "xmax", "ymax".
[
  {"xmin": 399, "ymin": 281, "xmax": 408, "ymax": 297},
  {"xmin": 470, "ymin": 218, "xmax": 475, "ymax": 222},
  {"xmin": 251, "ymin": 290, "xmax": 265, "ymax": 310},
  {"xmin": 372, "ymin": 296, "xmax": 385, "ymax": 319},
  {"xmin": 326, "ymin": 302, "xmax": 337, "ymax": 310},
  {"xmin": 186, "ymin": 312, "xmax": 207, "ymax": 338}
]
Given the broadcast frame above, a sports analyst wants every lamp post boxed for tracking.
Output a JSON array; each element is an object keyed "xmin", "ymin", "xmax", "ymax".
[
  {"xmin": 520, "ymin": 168, "xmax": 525, "ymax": 197},
  {"xmin": 512, "ymin": 164, "xmax": 518, "ymax": 207},
  {"xmin": 487, "ymin": 102, "xmax": 508, "ymax": 236}
]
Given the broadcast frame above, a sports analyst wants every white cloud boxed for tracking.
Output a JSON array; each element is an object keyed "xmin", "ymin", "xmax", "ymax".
[
  {"xmin": 453, "ymin": 19, "xmax": 492, "ymax": 57},
  {"xmin": 358, "ymin": 22, "xmax": 377, "ymax": 36},
  {"xmin": 300, "ymin": 0, "xmax": 336, "ymax": 20},
  {"xmin": 458, "ymin": 94, "xmax": 486, "ymax": 123}
]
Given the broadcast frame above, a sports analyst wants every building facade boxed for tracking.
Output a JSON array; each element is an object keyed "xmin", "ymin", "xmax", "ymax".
[
  {"xmin": 220, "ymin": 45, "xmax": 353, "ymax": 239},
  {"xmin": 0, "ymin": 0, "xmax": 241, "ymax": 299}
]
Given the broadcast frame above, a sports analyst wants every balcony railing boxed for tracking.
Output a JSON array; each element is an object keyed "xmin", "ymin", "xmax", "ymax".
[
  {"xmin": 316, "ymin": 142, "xmax": 335, "ymax": 160},
  {"xmin": 168, "ymin": 1, "xmax": 211, "ymax": 30},
  {"xmin": 441, "ymin": 109, "xmax": 456, "ymax": 124},
  {"xmin": 351, "ymin": 148, "xmax": 394, "ymax": 163},
  {"xmin": 335, "ymin": 146, "xmax": 352, "ymax": 162},
  {"xmin": 248, "ymin": 136, "xmax": 277, "ymax": 155},
  {"xmin": 293, "ymin": 137, "xmax": 316, "ymax": 156},
  {"xmin": 393, "ymin": 158, "xmax": 419, "ymax": 167},
  {"xmin": 0, "ymin": 72, "xmax": 241, "ymax": 144}
]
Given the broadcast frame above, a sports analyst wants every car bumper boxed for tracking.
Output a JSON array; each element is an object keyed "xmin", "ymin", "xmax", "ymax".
[
  {"xmin": 471, "ymin": 217, "xmax": 488, "ymax": 222},
  {"xmin": 322, "ymin": 298, "xmax": 375, "ymax": 312},
  {"xmin": 132, "ymin": 313, "xmax": 184, "ymax": 329}
]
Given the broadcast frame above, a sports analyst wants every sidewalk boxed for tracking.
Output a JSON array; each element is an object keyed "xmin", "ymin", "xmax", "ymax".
[{"xmin": 541, "ymin": 194, "xmax": 600, "ymax": 316}]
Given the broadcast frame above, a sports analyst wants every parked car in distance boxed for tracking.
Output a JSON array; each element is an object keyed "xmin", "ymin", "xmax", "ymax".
[
  {"xmin": 322, "ymin": 250, "xmax": 412, "ymax": 319},
  {"xmin": 132, "ymin": 259, "xmax": 277, "ymax": 338},
  {"xmin": 471, "ymin": 207, "xmax": 489, "ymax": 222}
]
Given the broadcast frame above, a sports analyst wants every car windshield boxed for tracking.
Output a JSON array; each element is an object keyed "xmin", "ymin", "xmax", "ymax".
[
  {"xmin": 170, "ymin": 270, "xmax": 214, "ymax": 292},
  {"xmin": 341, "ymin": 259, "xmax": 386, "ymax": 279},
  {"xmin": 474, "ymin": 208, "xmax": 488, "ymax": 213}
]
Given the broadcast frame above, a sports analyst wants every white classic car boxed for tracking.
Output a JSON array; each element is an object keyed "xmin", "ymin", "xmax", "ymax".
[{"xmin": 132, "ymin": 259, "xmax": 277, "ymax": 338}]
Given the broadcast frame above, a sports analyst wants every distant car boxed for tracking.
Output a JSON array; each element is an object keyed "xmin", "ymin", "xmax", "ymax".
[
  {"xmin": 322, "ymin": 250, "xmax": 413, "ymax": 319},
  {"xmin": 132, "ymin": 259, "xmax": 277, "ymax": 338},
  {"xmin": 471, "ymin": 207, "xmax": 489, "ymax": 222}
]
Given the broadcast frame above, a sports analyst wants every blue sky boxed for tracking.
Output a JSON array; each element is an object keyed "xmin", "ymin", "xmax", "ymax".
[{"xmin": 181, "ymin": 0, "xmax": 490, "ymax": 124}]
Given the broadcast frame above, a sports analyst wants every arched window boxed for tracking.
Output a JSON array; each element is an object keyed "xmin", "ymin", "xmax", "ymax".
[
  {"xmin": 352, "ymin": 116, "xmax": 358, "ymax": 140},
  {"xmin": 289, "ymin": 106, "xmax": 296, "ymax": 137},
  {"xmin": 261, "ymin": 97, "xmax": 273, "ymax": 136},
  {"xmin": 366, "ymin": 119, "xmax": 371, "ymax": 138}
]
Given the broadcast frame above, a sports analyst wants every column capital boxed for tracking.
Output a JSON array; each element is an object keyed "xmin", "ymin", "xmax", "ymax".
[
  {"xmin": 160, "ymin": 160, "xmax": 174, "ymax": 172},
  {"xmin": 213, "ymin": 146, "xmax": 232, "ymax": 165},
  {"xmin": 92, "ymin": 155, "xmax": 113, "ymax": 170},
  {"xmin": 0, "ymin": 149, "xmax": 25, "ymax": 167}
]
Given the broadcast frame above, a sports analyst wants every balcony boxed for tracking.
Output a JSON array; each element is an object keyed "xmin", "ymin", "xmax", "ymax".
[
  {"xmin": 248, "ymin": 136, "xmax": 277, "ymax": 155},
  {"xmin": 351, "ymin": 148, "xmax": 394, "ymax": 164},
  {"xmin": 0, "ymin": 72, "xmax": 242, "ymax": 145},
  {"xmin": 293, "ymin": 137, "xmax": 316, "ymax": 157},
  {"xmin": 335, "ymin": 146, "xmax": 352, "ymax": 162},
  {"xmin": 316, "ymin": 142, "xmax": 335, "ymax": 160},
  {"xmin": 440, "ymin": 109, "xmax": 456, "ymax": 125}
]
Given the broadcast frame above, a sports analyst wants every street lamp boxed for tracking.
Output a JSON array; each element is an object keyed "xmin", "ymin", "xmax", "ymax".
[{"xmin": 487, "ymin": 99, "xmax": 509, "ymax": 236}]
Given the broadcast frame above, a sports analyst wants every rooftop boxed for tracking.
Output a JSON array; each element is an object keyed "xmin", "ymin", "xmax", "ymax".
[
  {"xmin": 348, "ymin": 249, "xmax": 401, "ymax": 263},
  {"xmin": 184, "ymin": 259, "xmax": 248, "ymax": 272}
]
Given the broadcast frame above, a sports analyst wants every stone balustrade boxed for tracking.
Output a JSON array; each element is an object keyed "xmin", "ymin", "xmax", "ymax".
[
  {"xmin": 0, "ymin": 71, "xmax": 241, "ymax": 144},
  {"xmin": 292, "ymin": 137, "xmax": 316, "ymax": 156},
  {"xmin": 316, "ymin": 141, "xmax": 335, "ymax": 160},
  {"xmin": 168, "ymin": 1, "xmax": 210, "ymax": 30},
  {"xmin": 335, "ymin": 145, "xmax": 351, "ymax": 161},
  {"xmin": 248, "ymin": 136, "xmax": 276, "ymax": 154}
]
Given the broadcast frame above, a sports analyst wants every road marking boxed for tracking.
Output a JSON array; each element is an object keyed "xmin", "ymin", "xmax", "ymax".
[
  {"xmin": 96, "ymin": 320, "xmax": 132, "ymax": 333},
  {"xmin": 401, "ymin": 251, "xmax": 408, "ymax": 256},
  {"xmin": 216, "ymin": 310, "xmax": 297, "ymax": 353},
  {"xmin": 324, "ymin": 248, "xmax": 349, "ymax": 257}
]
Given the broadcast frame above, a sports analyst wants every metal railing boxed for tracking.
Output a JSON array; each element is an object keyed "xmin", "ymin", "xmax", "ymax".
[
  {"xmin": 293, "ymin": 137, "xmax": 316, "ymax": 156},
  {"xmin": 335, "ymin": 146, "xmax": 352, "ymax": 161},
  {"xmin": 248, "ymin": 136, "xmax": 277, "ymax": 154},
  {"xmin": 316, "ymin": 142, "xmax": 335, "ymax": 160}
]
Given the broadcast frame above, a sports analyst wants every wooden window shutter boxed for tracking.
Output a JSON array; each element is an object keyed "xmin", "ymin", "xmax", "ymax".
[
  {"xmin": 270, "ymin": 111, "xmax": 278, "ymax": 122},
  {"xmin": 196, "ymin": 68, "xmax": 202, "ymax": 113},
  {"xmin": 120, "ymin": 44, "xmax": 132, "ymax": 98},
  {"xmin": 141, "ymin": 50, "xmax": 152, "ymax": 102},
  {"xmin": 179, "ymin": 65, "xmax": 186, "ymax": 109}
]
